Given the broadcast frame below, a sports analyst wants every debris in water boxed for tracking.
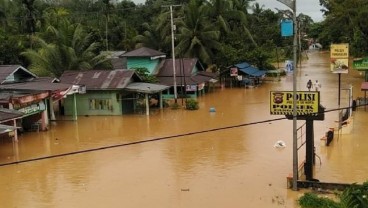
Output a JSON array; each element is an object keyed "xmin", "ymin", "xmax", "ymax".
[{"xmin": 274, "ymin": 140, "xmax": 286, "ymax": 148}]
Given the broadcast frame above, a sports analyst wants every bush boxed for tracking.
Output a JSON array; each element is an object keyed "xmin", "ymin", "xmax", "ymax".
[
  {"xmin": 171, "ymin": 102, "xmax": 181, "ymax": 110},
  {"xmin": 298, "ymin": 192, "xmax": 339, "ymax": 208},
  {"xmin": 185, "ymin": 99, "xmax": 199, "ymax": 110}
]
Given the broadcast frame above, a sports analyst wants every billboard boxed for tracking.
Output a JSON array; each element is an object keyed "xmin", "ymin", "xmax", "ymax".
[
  {"xmin": 353, "ymin": 58, "xmax": 368, "ymax": 71},
  {"xmin": 330, "ymin": 44, "xmax": 349, "ymax": 73},
  {"xmin": 270, "ymin": 91, "xmax": 320, "ymax": 115}
]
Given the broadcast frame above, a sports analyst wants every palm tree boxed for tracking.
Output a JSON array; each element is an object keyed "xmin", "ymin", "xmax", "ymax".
[
  {"xmin": 0, "ymin": 0, "xmax": 7, "ymax": 29},
  {"xmin": 134, "ymin": 14, "xmax": 170, "ymax": 52},
  {"xmin": 21, "ymin": 0, "xmax": 37, "ymax": 34},
  {"xmin": 22, "ymin": 19, "xmax": 111, "ymax": 78},
  {"xmin": 205, "ymin": 0, "xmax": 232, "ymax": 33},
  {"xmin": 175, "ymin": 0, "xmax": 221, "ymax": 65}
]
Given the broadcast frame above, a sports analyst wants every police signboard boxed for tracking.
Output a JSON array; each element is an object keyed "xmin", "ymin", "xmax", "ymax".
[
  {"xmin": 270, "ymin": 91, "xmax": 320, "ymax": 115},
  {"xmin": 330, "ymin": 43, "xmax": 349, "ymax": 73}
]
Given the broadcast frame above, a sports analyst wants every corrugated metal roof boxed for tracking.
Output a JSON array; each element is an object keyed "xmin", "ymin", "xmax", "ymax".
[
  {"xmin": 156, "ymin": 58, "xmax": 217, "ymax": 86},
  {"xmin": 120, "ymin": 47, "xmax": 166, "ymax": 58},
  {"xmin": 125, "ymin": 82, "xmax": 170, "ymax": 94},
  {"xmin": 156, "ymin": 58, "xmax": 199, "ymax": 77},
  {"xmin": 0, "ymin": 91, "xmax": 37, "ymax": 101},
  {"xmin": 102, "ymin": 51, "xmax": 126, "ymax": 58},
  {"xmin": 0, "ymin": 77, "xmax": 72, "ymax": 91},
  {"xmin": 0, "ymin": 108, "xmax": 23, "ymax": 122},
  {"xmin": 0, "ymin": 65, "xmax": 37, "ymax": 84},
  {"xmin": 238, "ymin": 66, "xmax": 266, "ymax": 77},
  {"xmin": 59, "ymin": 70, "xmax": 142, "ymax": 90},
  {"xmin": 234, "ymin": 62, "xmax": 251, "ymax": 69},
  {"xmin": 0, "ymin": 124, "xmax": 18, "ymax": 134},
  {"xmin": 0, "ymin": 65, "xmax": 17, "ymax": 83}
]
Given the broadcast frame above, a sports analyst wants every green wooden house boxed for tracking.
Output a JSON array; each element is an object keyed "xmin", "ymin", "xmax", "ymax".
[{"xmin": 59, "ymin": 69, "xmax": 169, "ymax": 116}]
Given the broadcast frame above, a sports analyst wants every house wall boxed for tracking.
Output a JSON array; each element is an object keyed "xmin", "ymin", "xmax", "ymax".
[
  {"xmin": 127, "ymin": 58, "xmax": 160, "ymax": 74},
  {"xmin": 161, "ymin": 87, "xmax": 198, "ymax": 99},
  {"xmin": 63, "ymin": 91, "xmax": 122, "ymax": 116},
  {"xmin": 192, "ymin": 65, "xmax": 199, "ymax": 75}
]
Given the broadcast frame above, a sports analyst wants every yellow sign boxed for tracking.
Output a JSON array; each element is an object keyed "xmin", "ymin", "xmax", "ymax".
[
  {"xmin": 270, "ymin": 91, "xmax": 320, "ymax": 115},
  {"xmin": 330, "ymin": 44, "xmax": 349, "ymax": 59},
  {"xmin": 330, "ymin": 44, "xmax": 349, "ymax": 73}
]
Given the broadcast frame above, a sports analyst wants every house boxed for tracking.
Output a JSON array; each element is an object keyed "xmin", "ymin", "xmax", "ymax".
[
  {"xmin": 119, "ymin": 47, "xmax": 166, "ymax": 74},
  {"xmin": 156, "ymin": 58, "xmax": 217, "ymax": 99},
  {"xmin": 59, "ymin": 69, "xmax": 169, "ymax": 116},
  {"xmin": 102, "ymin": 51, "xmax": 126, "ymax": 69},
  {"xmin": 116, "ymin": 47, "xmax": 217, "ymax": 99},
  {"xmin": 0, "ymin": 65, "xmax": 76, "ymax": 131},
  {"xmin": 225, "ymin": 62, "xmax": 266, "ymax": 87}
]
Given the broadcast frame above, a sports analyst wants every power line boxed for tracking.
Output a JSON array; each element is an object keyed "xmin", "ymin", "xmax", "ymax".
[
  {"xmin": 0, "ymin": 117, "xmax": 285, "ymax": 167},
  {"xmin": 0, "ymin": 104, "xmax": 360, "ymax": 168}
]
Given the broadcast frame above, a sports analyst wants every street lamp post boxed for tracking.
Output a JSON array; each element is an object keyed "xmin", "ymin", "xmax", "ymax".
[{"xmin": 277, "ymin": 0, "xmax": 298, "ymax": 191}]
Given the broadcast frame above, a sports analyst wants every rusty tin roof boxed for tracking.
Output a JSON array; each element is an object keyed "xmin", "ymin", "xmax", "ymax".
[{"xmin": 59, "ymin": 70, "xmax": 142, "ymax": 90}]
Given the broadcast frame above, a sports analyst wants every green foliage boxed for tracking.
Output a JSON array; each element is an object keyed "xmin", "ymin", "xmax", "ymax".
[
  {"xmin": 185, "ymin": 98, "xmax": 199, "ymax": 110},
  {"xmin": 175, "ymin": 0, "xmax": 221, "ymax": 66},
  {"xmin": 316, "ymin": 0, "xmax": 368, "ymax": 57},
  {"xmin": 0, "ymin": 31, "xmax": 25, "ymax": 64},
  {"xmin": 298, "ymin": 193, "xmax": 340, "ymax": 208},
  {"xmin": 132, "ymin": 67, "xmax": 159, "ymax": 83},
  {"xmin": 21, "ymin": 18, "xmax": 111, "ymax": 77},
  {"xmin": 339, "ymin": 182, "xmax": 368, "ymax": 208},
  {"xmin": 299, "ymin": 182, "xmax": 368, "ymax": 208},
  {"xmin": 7, "ymin": 0, "xmax": 368, "ymax": 75},
  {"xmin": 171, "ymin": 102, "xmax": 181, "ymax": 110}
]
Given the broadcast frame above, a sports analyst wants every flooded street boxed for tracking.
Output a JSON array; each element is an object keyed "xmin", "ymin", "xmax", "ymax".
[{"xmin": 1, "ymin": 51, "xmax": 368, "ymax": 208}]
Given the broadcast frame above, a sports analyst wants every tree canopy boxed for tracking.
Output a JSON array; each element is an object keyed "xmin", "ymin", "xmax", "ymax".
[{"xmin": 1, "ymin": 0, "xmax": 368, "ymax": 75}]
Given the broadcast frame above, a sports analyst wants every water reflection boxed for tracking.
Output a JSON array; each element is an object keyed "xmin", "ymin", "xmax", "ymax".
[{"xmin": 0, "ymin": 51, "xmax": 368, "ymax": 207}]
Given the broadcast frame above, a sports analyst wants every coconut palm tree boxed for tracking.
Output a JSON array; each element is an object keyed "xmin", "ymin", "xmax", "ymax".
[
  {"xmin": 175, "ymin": 0, "xmax": 221, "ymax": 65},
  {"xmin": 22, "ymin": 18, "xmax": 111, "ymax": 78}
]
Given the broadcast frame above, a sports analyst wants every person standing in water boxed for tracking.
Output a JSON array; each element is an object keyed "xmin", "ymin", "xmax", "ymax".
[
  {"xmin": 307, "ymin": 79, "xmax": 312, "ymax": 91},
  {"xmin": 314, "ymin": 80, "xmax": 321, "ymax": 91}
]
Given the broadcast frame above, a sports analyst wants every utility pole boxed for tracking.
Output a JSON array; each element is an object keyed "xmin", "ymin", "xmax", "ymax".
[
  {"xmin": 170, "ymin": 5, "xmax": 178, "ymax": 103},
  {"xmin": 292, "ymin": 0, "xmax": 298, "ymax": 191},
  {"xmin": 277, "ymin": 0, "xmax": 298, "ymax": 191},
  {"xmin": 163, "ymin": 5, "xmax": 181, "ymax": 103}
]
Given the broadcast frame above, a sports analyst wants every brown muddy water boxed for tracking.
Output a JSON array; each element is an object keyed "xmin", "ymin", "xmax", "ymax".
[{"xmin": 1, "ymin": 51, "xmax": 368, "ymax": 208}]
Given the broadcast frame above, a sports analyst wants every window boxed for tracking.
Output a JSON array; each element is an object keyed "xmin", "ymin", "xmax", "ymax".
[{"xmin": 89, "ymin": 99, "xmax": 112, "ymax": 110}]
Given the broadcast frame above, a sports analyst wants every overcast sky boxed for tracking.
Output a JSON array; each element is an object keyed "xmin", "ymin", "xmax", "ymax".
[{"xmin": 253, "ymin": 0, "xmax": 325, "ymax": 22}]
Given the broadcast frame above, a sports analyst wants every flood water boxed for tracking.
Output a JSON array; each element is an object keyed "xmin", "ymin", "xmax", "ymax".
[{"xmin": 1, "ymin": 51, "xmax": 368, "ymax": 208}]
